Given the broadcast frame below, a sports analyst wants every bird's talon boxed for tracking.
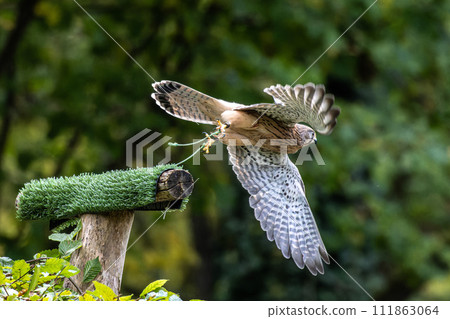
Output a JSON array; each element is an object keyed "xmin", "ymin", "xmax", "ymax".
[
  {"xmin": 202, "ymin": 134, "xmax": 215, "ymax": 154},
  {"xmin": 216, "ymin": 120, "xmax": 229, "ymax": 138}
]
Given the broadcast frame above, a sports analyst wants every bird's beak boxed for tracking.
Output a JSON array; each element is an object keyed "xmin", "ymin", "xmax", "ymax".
[{"xmin": 314, "ymin": 138, "xmax": 317, "ymax": 144}]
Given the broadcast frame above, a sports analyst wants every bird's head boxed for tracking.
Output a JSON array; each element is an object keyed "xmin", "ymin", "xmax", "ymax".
[{"xmin": 295, "ymin": 124, "xmax": 317, "ymax": 147}]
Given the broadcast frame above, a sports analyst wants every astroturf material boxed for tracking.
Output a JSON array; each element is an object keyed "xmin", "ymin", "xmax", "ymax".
[{"xmin": 16, "ymin": 165, "xmax": 188, "ymax": 221}]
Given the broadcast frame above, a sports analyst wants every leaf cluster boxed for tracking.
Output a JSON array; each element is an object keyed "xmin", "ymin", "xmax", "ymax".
[
  {"xmin": 0, "ymin": 252, "xmax": 79, "ymax": 301},
  {"xmin": 79, "ymin": 279, "xmax": 183, "ymax": 301},
  {"xmin": 1, "ymin": 220, "xmax": 189, "ymax": 301},
  {"xmin": 1, "ymin": 253, "xmax": 183, "ymax": 301}
]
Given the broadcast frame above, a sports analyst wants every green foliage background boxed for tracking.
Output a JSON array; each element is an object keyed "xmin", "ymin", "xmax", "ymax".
[
  {"xmin": 1, "ymin": 251, "xmax": 182, "ymax": 301},
  {"xmin": 0, "ymin": 0, "xmax": 449, "ymax": 300}
]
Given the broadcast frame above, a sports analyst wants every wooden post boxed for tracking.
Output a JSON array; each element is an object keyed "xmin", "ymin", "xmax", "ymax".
[
  {"xmin": 64, "ymin": 169, "xmax": 194, "ymax": 295},
  {"xmin": 66, "ymin": 211, "xmax": 134, "ymax": 295}
]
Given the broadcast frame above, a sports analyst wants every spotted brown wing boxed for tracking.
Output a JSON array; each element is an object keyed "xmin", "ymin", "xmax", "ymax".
[{"xmin": 152, "ymin": 81, "xmax": 235, "ymax": 125}]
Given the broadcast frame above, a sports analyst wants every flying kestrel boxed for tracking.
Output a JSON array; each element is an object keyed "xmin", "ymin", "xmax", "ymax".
[{"xmin": 151, "ymin": 80, "xmax": 340, "ymax": 275}]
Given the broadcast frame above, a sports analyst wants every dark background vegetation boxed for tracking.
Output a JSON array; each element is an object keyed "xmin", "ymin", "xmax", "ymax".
[{"xmin": 0, "ymin": 0, "xmax": 449, "ymax": 301}]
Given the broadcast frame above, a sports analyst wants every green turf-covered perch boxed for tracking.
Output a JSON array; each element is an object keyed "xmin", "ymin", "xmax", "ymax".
[
  {"xmin": 15, "ymin": 164, "xmax": 191, "ymax": 221},
  {"xmin": 15, "ymin": 164, "xmax": 194, "ymax": 294}
]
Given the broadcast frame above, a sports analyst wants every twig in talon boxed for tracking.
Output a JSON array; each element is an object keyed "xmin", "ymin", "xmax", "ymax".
[
  {"xmin": 168, "ymin": 138, "xmax": 207, "ymax": 147},
  {"xmin": 202, "ymin": 132, "xmax": 216, "ymax": 154}
]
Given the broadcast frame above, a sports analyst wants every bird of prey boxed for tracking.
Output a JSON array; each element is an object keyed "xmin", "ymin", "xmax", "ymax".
[{"xmin": 151, "ymin": 80, "xmax": 340, "ymax": 275}]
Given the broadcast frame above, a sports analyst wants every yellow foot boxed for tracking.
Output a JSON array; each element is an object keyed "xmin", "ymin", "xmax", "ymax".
[
  {"xmin": 216, "ymin": 120, "xmax": 230, "ymax": 139},
  {"xmin": 203, "ymin": 121, "xmax": 230, "ymax": 153},
  {"xmin": 202, "ymin": 133, "xmax": 215, "ymax": 154}
]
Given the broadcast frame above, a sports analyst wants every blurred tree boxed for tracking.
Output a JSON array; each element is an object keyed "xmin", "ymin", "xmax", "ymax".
[{"xmin": 0, "ymin": 0, "xmax": 448, "ymax": 300}]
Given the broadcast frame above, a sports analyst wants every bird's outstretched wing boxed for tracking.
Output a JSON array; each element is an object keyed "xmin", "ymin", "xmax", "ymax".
[
  {"xmin": 228, "ymin": 145, "xmax": 330, "ymax": 275},
  {"xmin": 234, "ymin": 83, "xmax": 340, "ymax": 135},
  {"xmin": 152, "ymin": 81, "xmax": 235, "ymax": 125}
]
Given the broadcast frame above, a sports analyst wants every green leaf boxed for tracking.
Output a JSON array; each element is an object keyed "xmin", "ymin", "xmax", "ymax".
[
  {"xmin": 38, "ymin": 249, "xmax": 60, "ymax": 258},
  {"xmin": 59, "ymin": 290, "xmax": 72, "ymax": 297},
  {"xmin": 37, "ymin": 275, "xmax": 56, "ymax": 284},
  {"xmin": 82, "ymin": 257, "xmax": 102, "ymax": 283},
  {"xmin": 0, "ymin": 271, "xmax": 6, "ymax": 285},
  {"xmin": 69, "ymin": 219, "xmax": 82, "ymax": 239},
  {"xmin": 119, "ymin": 294, "xmax": 134, "ymax": 301},
  {"xmin": 0, "ymin": 257, "xmax": 14, "ymax": 267},
  {"xmin": 39, "ymin": 257, "xmax": 80, "ymax": 278},
  {"xmin": 40, "ymin": 258, "xmax": 65, "ymax": 274},
  {"xmin": 49, "ymin": 233, "xmax": 72, "ymax": 242},
  {"xmin": 140, "ymin": 279, "xmax": 168, "ymax": 298},
  {"xmin": 60, "ymin": 264, "xmax": 80, "ymax": 278},
  {"xmin": 12, "ymin": 260, "xmax": 30, "ymax": 280},
  {"xmin": 90, "ymin": 281, "xmax": 117, "ymax": 301},
  {"xmin": 27, "ymin": 265, "xmax": 41, "ymax": 295},
  {"xmin": 79, "ymin": 293, "xmax": 96, "ymax": 301},
  {"xmin": 59, "ymin": 239, "xmax": 82, "ymax": 257}
]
